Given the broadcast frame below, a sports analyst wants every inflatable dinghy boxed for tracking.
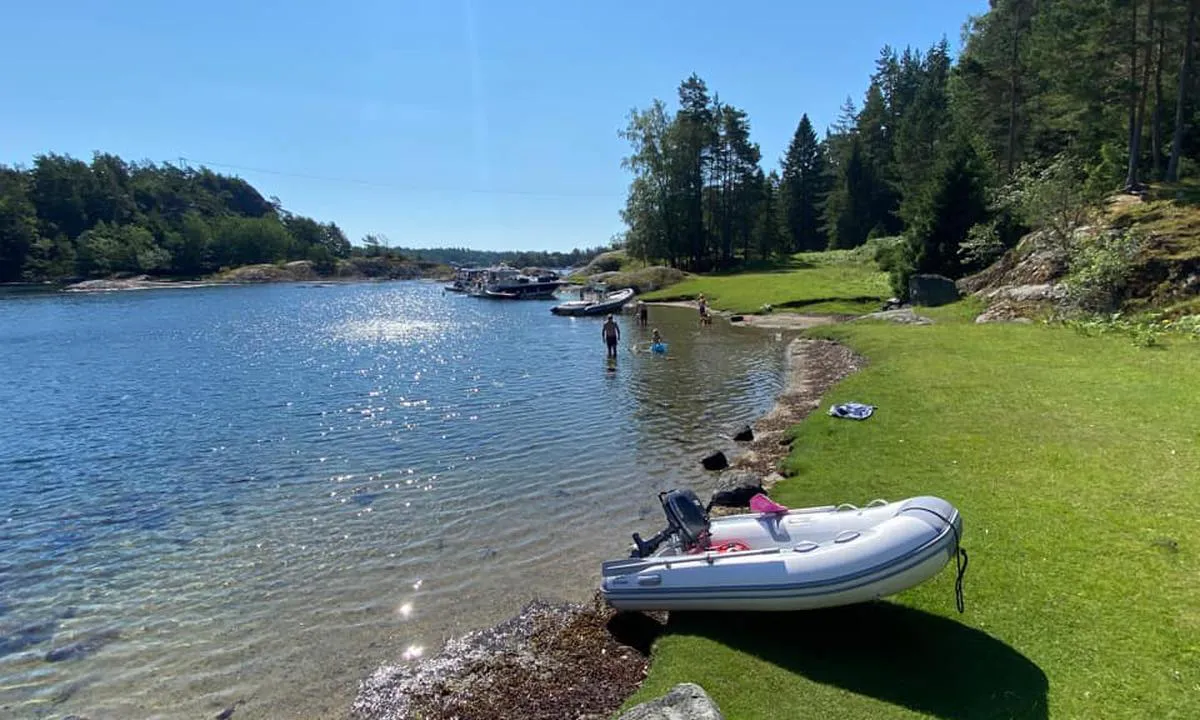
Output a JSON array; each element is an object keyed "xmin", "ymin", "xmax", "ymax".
[{"xmin": 600, "ymin": 489, "xmax": 965, "ymax": 612}]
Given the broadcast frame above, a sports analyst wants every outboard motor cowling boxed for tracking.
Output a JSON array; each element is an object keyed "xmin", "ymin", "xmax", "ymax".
[
  {"xmin": 630, "ymin": 488, "xmax": 712, "ymax": 558},
  {"xmin": 661, "ymin": 488, "xmax": 710, "ymax": 548}
]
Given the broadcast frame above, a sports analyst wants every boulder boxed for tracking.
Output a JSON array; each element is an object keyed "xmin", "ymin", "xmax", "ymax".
[
  {"xmin": 714, "ymin": 469, "xmax": 761, "ymax": 492},
  {"xmin": 858, "ymin": 308, "xmax": 933, "ymax": 325},
  {"xmin": 732, "ymin": 425, "xmax": 754, "ymax": 442},
  {"xmin": 617, "ymin": 683, "xmax": 724, "ymax": 720},
  {"xmin": 909, "ymin": 274, "xmax": 961, "ymax": 307},
  {"xmin": 708, "ymin": 483, "xmax": 765, "ymax": 511},
  {"xmin": 700, "ymin": 451, "xmax": 728, "ymax": 471}
]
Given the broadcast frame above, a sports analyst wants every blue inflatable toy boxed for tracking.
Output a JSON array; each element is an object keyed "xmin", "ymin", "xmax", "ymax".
[{"xmin": 651, "ymin": 342, "xmax": 668, "ymax": 354}]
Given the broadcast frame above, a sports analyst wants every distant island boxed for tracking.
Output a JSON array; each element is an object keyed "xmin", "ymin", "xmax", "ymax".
[{"xmin": 0, "ymin": 153, "xmax": 609, "ymax": 288}]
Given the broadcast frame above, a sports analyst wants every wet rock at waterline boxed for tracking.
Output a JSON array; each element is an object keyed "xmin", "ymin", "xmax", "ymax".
[
  {"xmin": 44, "ymin": 629, "xmax": 121, "ymax": 663},
  {"xmin": 713, "ymin": 469, "xmax": 762, "ymax": 493},
  {"xmin": 732, "ymin": 425, "xmax": 754, "ymax": 442},
  {"xmin": 617, "ymin": 683, "xmax": 725, "ymax": 720},
  {"xmin": 700, "ymin": 451, "xmax": 729, "ymax": 471},
  {"xmin": 353, "ymin": 599, "xmax": 657, "ymax": 720}
]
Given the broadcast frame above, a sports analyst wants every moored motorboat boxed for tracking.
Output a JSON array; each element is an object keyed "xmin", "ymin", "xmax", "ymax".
[
  {"xmin": 468, "ymin": 264, "xmax": 567, "ymax": 299},
  {"xmin": 551, "ymin": 287, "xmax": 636, "ymax": 316},
  {"xmin": 600, "ymin": 489, "xmax": 966, "ymax": 612}
]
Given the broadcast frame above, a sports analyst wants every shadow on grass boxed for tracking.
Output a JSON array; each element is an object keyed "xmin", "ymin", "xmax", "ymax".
[
  {"xmin": 666, "ymin": 602, "xmax": 1048, "ymax": 720},
  {"xmin": 775, "ymin": 295, "xmax": 885, "ymax": 310}
]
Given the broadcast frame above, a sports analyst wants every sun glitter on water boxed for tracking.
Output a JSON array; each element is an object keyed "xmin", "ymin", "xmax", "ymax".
[{"xmin": 329, "ymin": 318, "xmax": 443, "ymax": 344}]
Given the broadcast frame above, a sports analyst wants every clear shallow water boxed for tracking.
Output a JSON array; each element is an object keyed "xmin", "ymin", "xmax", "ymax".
[{"xmin": 0, "ymin": 282, "xmax": 789, "ymax": 719}]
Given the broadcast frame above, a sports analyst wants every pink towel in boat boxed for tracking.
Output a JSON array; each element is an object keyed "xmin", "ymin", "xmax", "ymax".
[{"xmin": 750, "ymin": 494, "xmax": 788, "ymax": 514}]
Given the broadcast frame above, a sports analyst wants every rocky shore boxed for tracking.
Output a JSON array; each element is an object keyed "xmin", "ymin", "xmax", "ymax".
[
  {"xmin": 351, "ymin": 324, "xmax": 867, "ymax": 720},
  {"xmin": 353, "ymin": 597, "xmax": 663, "ymax": 720},
  {"xmin": 61, "ymin": 259, "xmax": 452, "ymax": 293},
  {"xmin": 724, "ymin": 337, "xmax": 866, "ymax": 482}
]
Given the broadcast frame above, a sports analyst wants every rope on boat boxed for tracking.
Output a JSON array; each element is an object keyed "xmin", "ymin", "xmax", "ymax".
[{"xmin": 899, "ymin": 505, "xmax": 969, "ymax": 614}]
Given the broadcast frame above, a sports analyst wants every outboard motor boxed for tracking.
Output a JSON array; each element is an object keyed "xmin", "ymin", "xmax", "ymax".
[{"xmin": 630, "ymin": 489, "xmax": 711, "ymax": 558}]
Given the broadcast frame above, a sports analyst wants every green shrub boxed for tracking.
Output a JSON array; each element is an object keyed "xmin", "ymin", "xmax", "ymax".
[
  {"xmin": 1063, "ymin": 229, "xmax": 1144, "ymax": 313},
  {"xmin": 958, "ymin": 220, "xmax": 1006, "ymax": 271}
]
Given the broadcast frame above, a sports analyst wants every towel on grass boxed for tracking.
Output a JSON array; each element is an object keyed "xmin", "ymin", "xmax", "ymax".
[{"xmin": 828, "ymin": 402, "xmax": 876, "ymax": 420}]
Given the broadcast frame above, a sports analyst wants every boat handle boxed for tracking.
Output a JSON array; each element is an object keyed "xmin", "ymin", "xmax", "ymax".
[
  {"xmin": 866, "ymin": 498, "xmax": 888, "ymax": 507},
  {"xmin": 637, "ymin": 575, "xmax": 662, "ymax": 586},
  {"xmin": 835, "ymin": 503, "xmax": 859, "ymax": 512}
]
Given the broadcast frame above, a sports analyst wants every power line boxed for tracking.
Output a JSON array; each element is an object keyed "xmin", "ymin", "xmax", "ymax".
[{"xmin": 177, "ymin": 156, "xmax": 625, "ymax": 200}]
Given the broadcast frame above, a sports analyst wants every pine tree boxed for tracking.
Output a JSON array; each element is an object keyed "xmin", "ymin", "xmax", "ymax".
[
  {"xmin": 779, "ymin": 114, "xmax": 829, "ymax": 252},
  {"xmin": 904, "ymin": 137, "xmax": 991, "ymax": 282},
  {"xmin": 825, "ymin": 136, "xmax": 876, "ymax": 249},
  {"xmin": 753, "ymin": 170, "xmax": 785, "ymax": 260}
]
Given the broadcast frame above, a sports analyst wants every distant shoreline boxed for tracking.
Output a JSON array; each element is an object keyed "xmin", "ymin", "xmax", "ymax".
[{"xmin": 11, "ymin": 259, "xmax": 455, "ymax": 295}]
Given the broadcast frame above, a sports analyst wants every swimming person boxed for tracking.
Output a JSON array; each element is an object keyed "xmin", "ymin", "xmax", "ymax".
[{"xmin": 602, "ymin": 314, "xmax": 621, "ymax": 359}]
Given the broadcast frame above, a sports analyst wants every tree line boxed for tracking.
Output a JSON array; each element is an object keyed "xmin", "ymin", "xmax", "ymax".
[
  {"xmin": 0, "ymin": 153, "xmax": 359, "ymax": 282},
  {"xmin": 619, "ymin": 0, "xmax": 1199, "ymax": 293},
  {"xmin": 395, "ymin": 245, "xmax": 612, "ymax": 270}
]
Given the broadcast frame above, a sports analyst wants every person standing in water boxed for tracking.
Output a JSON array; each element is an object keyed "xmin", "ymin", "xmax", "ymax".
[
  {"xmin": 637, "ymin": 300, "xmax": 649, "ymax": 328},
  {"xmin": 602, "ymin": 314, "xmax": 621, "ymax": 359}
]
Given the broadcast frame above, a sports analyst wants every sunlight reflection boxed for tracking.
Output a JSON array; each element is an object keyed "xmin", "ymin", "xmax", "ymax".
[{"xmin": 329, "ymin": 318, "xmax": 443, "ymax": 345}]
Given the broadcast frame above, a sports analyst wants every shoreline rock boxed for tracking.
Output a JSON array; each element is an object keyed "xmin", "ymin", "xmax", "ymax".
[
  {"xmin": 617, "ymin": 683, "xmax": 724, "ymax": 720},
  {"xmin": 352, "ymin": 598, "xmax": 662, "ymax": 720}
]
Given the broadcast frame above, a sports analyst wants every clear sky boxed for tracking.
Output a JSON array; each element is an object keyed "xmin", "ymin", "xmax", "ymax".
[{"xmin": 2, "ymin": 0, "xmax": 987, "ymax": 252}]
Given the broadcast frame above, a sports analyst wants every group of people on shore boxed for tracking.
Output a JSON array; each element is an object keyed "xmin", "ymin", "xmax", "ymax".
[{"xmin": 600, "ymin": 294, "xmax": 710, "ymax": 359}]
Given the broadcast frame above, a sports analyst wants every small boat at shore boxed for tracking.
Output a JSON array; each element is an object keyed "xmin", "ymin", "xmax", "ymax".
[
  {"xmin": 551, "ymin": 287, "xmax": 636, "ymax": 316},
  {"xmin": 600, "ymin": 489, "xmax": 965, "ymax": 612}
]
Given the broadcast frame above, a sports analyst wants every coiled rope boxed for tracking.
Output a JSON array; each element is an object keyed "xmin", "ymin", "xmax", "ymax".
[{"xmin": 900, "ymin": 505, "xmax": 969, "ymax": 613}]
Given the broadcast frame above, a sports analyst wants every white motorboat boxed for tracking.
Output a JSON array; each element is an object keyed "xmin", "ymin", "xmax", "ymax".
[
  {"xmin": 550, "ymin": 287, "xmax": 636, "ymax": 316},
  {"xmin": 600, "ymin": 489, "xmax": 966, "ymax": 612}
]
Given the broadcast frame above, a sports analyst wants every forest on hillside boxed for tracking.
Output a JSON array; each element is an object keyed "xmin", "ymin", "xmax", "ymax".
[
  {"xmin": 618, "ymin": 0, "xmax": 1200, "ymax": 295},
  {"xmin": 0, "ymin": 155, "xmax": 367, "ymax": 282}
]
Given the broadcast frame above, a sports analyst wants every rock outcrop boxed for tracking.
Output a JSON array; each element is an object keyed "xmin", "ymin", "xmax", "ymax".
[
  {"xmin": 617, "ymin": 683, "xmax": 724, "ymax": 720},
  {"xmin": 857, "ymin": 308, "xmax": 933, "ymax": 325}
]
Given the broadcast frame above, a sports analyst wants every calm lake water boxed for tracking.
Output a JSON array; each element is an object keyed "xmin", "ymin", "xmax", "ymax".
[{"xmin": 0, "ymin": 281, "xmax": 789, "ymax": 719}]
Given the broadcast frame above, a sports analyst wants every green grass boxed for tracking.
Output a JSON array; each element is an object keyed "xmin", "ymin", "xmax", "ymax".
[
  {"xmin": 628, "ymin": 309, "xmax": 1200, "ymax": 719},
  {"xmin": 641, "ymin": 250, "xmax": 891, "ymax": 314}
]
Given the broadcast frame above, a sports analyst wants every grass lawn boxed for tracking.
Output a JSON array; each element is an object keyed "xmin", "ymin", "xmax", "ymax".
[
  {"xmin": 640, "ymin": 250, "xmax": 891, "ymax": 315},
  {"xmin": 627, "ymin": 311, "xmax": 1200, "ymax": 719}
]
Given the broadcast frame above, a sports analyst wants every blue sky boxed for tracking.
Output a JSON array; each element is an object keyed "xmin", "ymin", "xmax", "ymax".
[{"xmin": 2, "ymin": 0, "xmax": 987, "ymax": 252}]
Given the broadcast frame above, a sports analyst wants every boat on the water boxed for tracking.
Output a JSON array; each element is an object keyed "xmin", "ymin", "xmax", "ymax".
[
  {"xmin": 550, "ymin": 287, "xmax": 636, "ymax": 316},
  {"xmin": 466, "ymin": 264, "xmax": 567, "ymax": 299},
  {"xmin": 444, "ymin": 267, "xmax": 487, "ymax": 293},
  {"xmin": 600, "ymin": 489, "xmax": 965, "ymax": 612}
]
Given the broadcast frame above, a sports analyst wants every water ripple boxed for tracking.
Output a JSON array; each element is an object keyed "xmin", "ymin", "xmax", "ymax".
[{"xmin": 0, "ymin": 281, "xmax": 789, "ymax": 719}]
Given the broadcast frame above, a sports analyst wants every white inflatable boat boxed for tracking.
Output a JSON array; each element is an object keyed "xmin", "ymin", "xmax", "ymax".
[{"xmin": 600, "ymin": 489, "xmax": 966, "ymax": 612}]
